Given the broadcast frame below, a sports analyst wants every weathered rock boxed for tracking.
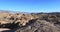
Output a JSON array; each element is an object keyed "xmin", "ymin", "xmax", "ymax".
[
  {"xmin": 15, "ymin": 19, "xmax": 60, "ymax": 32},
  {"xmin": 0, "ymin": 12, "xmax": 60, "ymax": 32}
]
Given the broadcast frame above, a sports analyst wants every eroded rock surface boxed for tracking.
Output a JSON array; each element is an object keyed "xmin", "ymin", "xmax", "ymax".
[
  {"xmin": 0, "ymin": 12, "xmax": 60, "ymax": 32},
  {"xmin": 15, "ymin": 19, "xmax": 60, "ymax": 32}
]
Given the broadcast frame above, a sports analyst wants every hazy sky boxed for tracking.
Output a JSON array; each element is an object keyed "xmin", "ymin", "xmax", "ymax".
[{"xmin": 0, "ymin": 0, "xmax": 60, "ymax": 13}]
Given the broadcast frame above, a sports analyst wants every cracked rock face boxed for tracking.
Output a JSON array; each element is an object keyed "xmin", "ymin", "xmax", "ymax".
[{"xmin": 0, "ymin": 12, "xmax": 60, "ymax": 32}]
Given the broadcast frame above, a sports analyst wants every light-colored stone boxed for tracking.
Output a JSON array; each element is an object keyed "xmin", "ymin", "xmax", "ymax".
[{"xmin": 0, "ymin": 28, "xmax": 10, "ymax": 31}]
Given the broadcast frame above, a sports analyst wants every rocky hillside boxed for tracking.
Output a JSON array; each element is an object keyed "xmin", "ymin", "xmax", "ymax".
[{"xmin": 0, "ymin": 12, "xmax": 60, "ymax": 32}]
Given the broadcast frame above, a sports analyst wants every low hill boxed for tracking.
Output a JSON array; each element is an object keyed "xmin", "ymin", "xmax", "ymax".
[{"xmin": 0, "ymin": 11, "xmax": 60, "ymax": 32}]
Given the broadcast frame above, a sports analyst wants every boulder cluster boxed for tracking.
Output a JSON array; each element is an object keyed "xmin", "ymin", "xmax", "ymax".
[{"xmin": 0, "ymin": 12, "xmax": 60, "ymax": 32}]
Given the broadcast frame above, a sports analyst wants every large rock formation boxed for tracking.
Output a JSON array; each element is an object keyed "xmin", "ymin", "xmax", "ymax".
[{"xmin": 0, "ymin": 12, "xmax": 60, "ymax": 32}]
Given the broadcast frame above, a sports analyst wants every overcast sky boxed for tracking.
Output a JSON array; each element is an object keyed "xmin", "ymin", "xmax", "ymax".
[{"xmin": 0, "ymin": 0, "xmax": 60, "ymax": 13}]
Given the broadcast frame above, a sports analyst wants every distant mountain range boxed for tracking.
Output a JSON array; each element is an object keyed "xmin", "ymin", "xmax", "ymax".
[{"xmin": 0, "ymin": 10, "xmax": 60, "ymax": 14}]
